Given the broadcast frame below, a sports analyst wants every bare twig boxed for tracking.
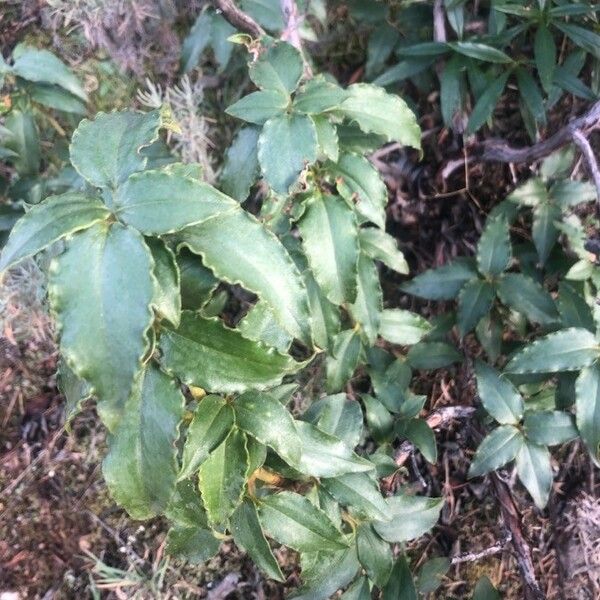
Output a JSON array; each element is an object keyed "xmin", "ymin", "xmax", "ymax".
[
  {"xmin": 279, "ymin": 0, "xmax": 312, "ymax": 77},
  {"xmin": 212, "ymin": 0, "xmax": 265, "ymax": 38},
  {"xmin": 451, "ymin": 530, "xmax": 512, "ymax": 565},
  {"xmin": 475, "ymin": 99, "xmax": 600, "ymax": 164},
  {"xmin": 280, "ymin": 0, "xmax": 303, "ymax": 50},
  {"xmin": 571, "ymin": 128, "xmax": 600, "ymax": 220},
  {"xmin": 491, "ymin": 474, "xmax": 547, "ymax": 600},
  {"xmin": 433, "ymin": 0, "xmax": 447, "ymax": 43}
]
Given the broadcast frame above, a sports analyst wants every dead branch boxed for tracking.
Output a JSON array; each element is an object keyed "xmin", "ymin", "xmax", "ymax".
[
  {"xmin": 212, "ymin": 0, "xmax": 265, "ymax": 38},
  {"xmin": 433, "ymin": 0, "xmax": 447, "ymax": 43},
  {"xmin": 279, "ymin": 0, "xmax": 312, "ymax": 77},
  {"xmin": 571, "ymin": 128, "xmax": 600, "ymax": 220},
  {"xmin": 451, "ymin": 530, "xmax": 512, "ymax": 565},
  {"xmin": 492, "ymin": 473, "xmax": 547, "ymax": 600},
  {"xmin": 280, "ymin": 0, "xmax": 302, "ymax": 51},
  {"xmin": 475, "ymin": 99, "xmax": 600, "ymax": 164}
]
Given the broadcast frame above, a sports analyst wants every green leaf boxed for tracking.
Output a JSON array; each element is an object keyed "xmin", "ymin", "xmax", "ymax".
[
  {"xmin": 198, "ymin": 428, "xmax": 249, "ymax": 526},
  {"xmin": 0, "ymin": 193, "xmax": 110, "ymax": 273},
  {"xmin": 294, "ymin": 546, "xmax": 360, "ymax": 600},
  {"xmin": 294, "ymin": 77, "xmax": 348, "ymax": 113},
  {"xmin": 147, "ymin": 238, "xmax": 180, "ymax": 327},
  {"xmin": 327, "ymin": 153, "xmax": 387, "ymax": 229},
  {"xmin": 298, "ymin": 193, "xmax": 359, "ymax": 305},
  {"xmin": 179, "ymin": 395, "xmax": 234, "ymax": 480},
  {"xmin": 558, "ymin": 282, "xmax": 594, "ymax": 331},
  {"xmin": 28, "ymin": 83, "xmax": 86, "ymax": 115},
  {"xmin": 473, "ymin": 576, "xmax": 501, "ymax": 600},
  {"xmin": 238, "ymin": 301, "xmax": 292, "ymax": 353},
  {"xmin": 516, "ymin": 67, "xmax": 546, "ymax": 125},
  {"xmin": 373, "ymin": 495, "xmax": 444, "ymax": 542},
  {"xmin": 226, "ymin": 88, "xmax": 289, "ymax": 124},
  {"xmin": 70, "ymin": 109, "xmax": 165, "ymax": 188},
  {"xmin": 230, "ymin": 499, "xmax": 284, "ymax": 582},
  {"xmin": 4, "ymin": 109, "xmax": 40, "ymax": 176},
  {"xmin": 114, "ymin": 170, "xmax": 237, "ymax": 234},
  {"xmin": 166, "ymin": 526, "xmax": 220, "ymax": 563},
  {"xmin": 165, "ymin": 479, "xmax": 208, "ymax": 528},
  {"xmin": 359, "ymin": 227, "xmax": 408, "ymax": 274},
  {"xmin": 535, "ymin": 25, "xmax": 556, "ymax": 93},
  {"xmin": 249, "ymin": 41, "xmax": 304, "ymax": 93},
  {"xmin": 507, "ymin": 177, "xmax": 548, "ymax": 206},
  {"xmin": 234, "ymin": 391, "xmax": 302, "ymax": 465},
  {"xmin": 532, "ymin": 202, "xmax": 561, "ymax": 265},
  {"xmin": 356, "ymin": 524, "xmax": 393, "ymax": 588},
  {"xmin": 497, "ymin": 274, "xmax": 559, "ymax": 325},
  {"xmin": 58, "ymin": 358, "xmax": 92, "ymax": 429},
  {"xmin": 12, "ymin": 46, "xmax": 87, "ymax": 100},
  {"xmin": 338, "ymin": 83, "xmax": 421, "ymax": 150},
  {"xmin": 505, "ymin": 328, "xmax": 600, "ymax": 374},
  {"xmin": 48, "ymin": 223, "xmax": 154, "ymax": 431},
  {"xmin": 326, "ymin": 329, "xmax": 362, "ymax": 393},
  {"xmin": 338, "ymin": 577, "xmax": 367, "ymax": 600},
  {"xmin": 466, "ymin": 71, "xmax": 510, "ymax": 135},
  {"xmin": 177, "ymin": 250, "xmax": 219, "ymax": 310},
  {"xmin": 175, "ymin": 208, "xmax": 311, "ymax": 344},
  {"xmin": 258, "ymin": 112, "xmax": 318, "ymax": 193},
  {"xmin": 407, "ymin": 342, "xmax": 462, "ymax": 370},
  {"xmin": 159, "ymin": 312, "xmax": 301, "ymax": 393},
  {"xmin": 457, "ymin": 278, "xmax": 495, "ymax": 337},
  {"xmin": 524, "ymin": 410, "xmax": 577, "ymax": 446},
  {"xmin": 258, "ymin": 491, "xmax": 348, "ymax": 552},
  {"xmin": 306, "ymin": 394, "xmax": 364, "ymax": 448},
  {"xmin": 550, "ymin": 180, "xmax": 596, "ymax": 208},
  {"xmin": 373, "ymin": 57, "xmax": 436, "ymax": 87},
  {"xmin": 220, "ymin": 126, "xmax": 260, "ymax": 201},
  {"xmin": 475, "ymin": 361, "xmax": 524, "ymax": 425},
  {"xmin": 397, "ymin": 419, "xmax": 437, "ymax": 463},
  {"xmin": 450, "ymin": 42, "xmax": 513, "ymax": 63},
  {"xmin": 322, "ymin": 472, "xmax": 389, "ymax": 521},
  {"xmin": 103, "ymin": 365, "xmax": 184, "ymax": 519},
  {"xmin": 349, "ymin": 255, "xmax": 382, "ymax": 344},
  {"xmin": 440, "ymin": 55, "xmax": 464, "ymax": 127},
  {"xmin": 379, "ymin": 309, "xmax": 432, "ymax": 345},
  {"xmin": 401, "ymin": 258, "xmax": 477, "ymax": 300},
  {"xmin": 304, "ymin": 269, "xmax": 341, "ymax": 350},
  {"xmin": 476, "ymin": 314, "xmax": 503, "ymax": 363},
  {"xmin": 382, "ymin": 554, "xmax": 417, "ymax": 600},
  {"xmin": 294, "ymin": 421, "xmax": 373, "ymax": 477},
  {"xmin": 555, "ymin": 22, "xmax": 600, "ymax": 60},
  {"xmin": 362, "ymin": 393, "xmax": 394, "ymax": 442},
  {"xmin": 312, "ymin": 115, "xmax": 339, "ymax": 162},
  {"xmin": 576, "ymin": 364, "xmax": 600, "ymax": 466},
  {"xmin": 416, "ymin": 557, "xmax": 451, "ymax": 594},
  {"xmin": 515, "ymin": 441, "xmax": 552, "ymax": 509},
  {"xmin": 468, "ymin": 425, "xmax": 524, "ymax": 478},
  {"xmin": 180, "ymin": 11, "xmax": 212, "ymax": 72},
  {"xmin": 477, "ymin": 217, "xmax": 511, "ymax": 276}
]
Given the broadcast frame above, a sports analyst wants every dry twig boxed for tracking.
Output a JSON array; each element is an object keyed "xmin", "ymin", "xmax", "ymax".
[
  {"xmin": 571, "ymin": 128, "xmax": 600, "ymax": 219},
  {"xmin": 212, "ymin": 0, "xmax": 265, "ymax": 38},
  {"xmin": 476, "ymin": 99, "xmax": 600, "ymax": 164},
  {"xmin": 492, "ymin": 474, "xmax": 547, "ymax": 600}
]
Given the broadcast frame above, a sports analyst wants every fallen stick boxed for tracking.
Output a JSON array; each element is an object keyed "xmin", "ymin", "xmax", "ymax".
[{"xmin": 213, "ymin": 0, "xmax": 265, "ymax": 38}]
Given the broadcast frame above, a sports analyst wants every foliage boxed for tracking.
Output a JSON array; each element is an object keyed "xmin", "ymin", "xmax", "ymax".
[
  {"xmin": 0, "ymin": 43, "xmax": 88, "ymax": 244},
  {"xmin": 0, "ymin": 37, "xmax": 439, "ymax": 594},
  {"xmin": 357, "ymin": 0, "xmax": 600, "ymax": 137},
  {"xmin": 3, "ymin": 4, "xmax": 600, "ymax": 598}
]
